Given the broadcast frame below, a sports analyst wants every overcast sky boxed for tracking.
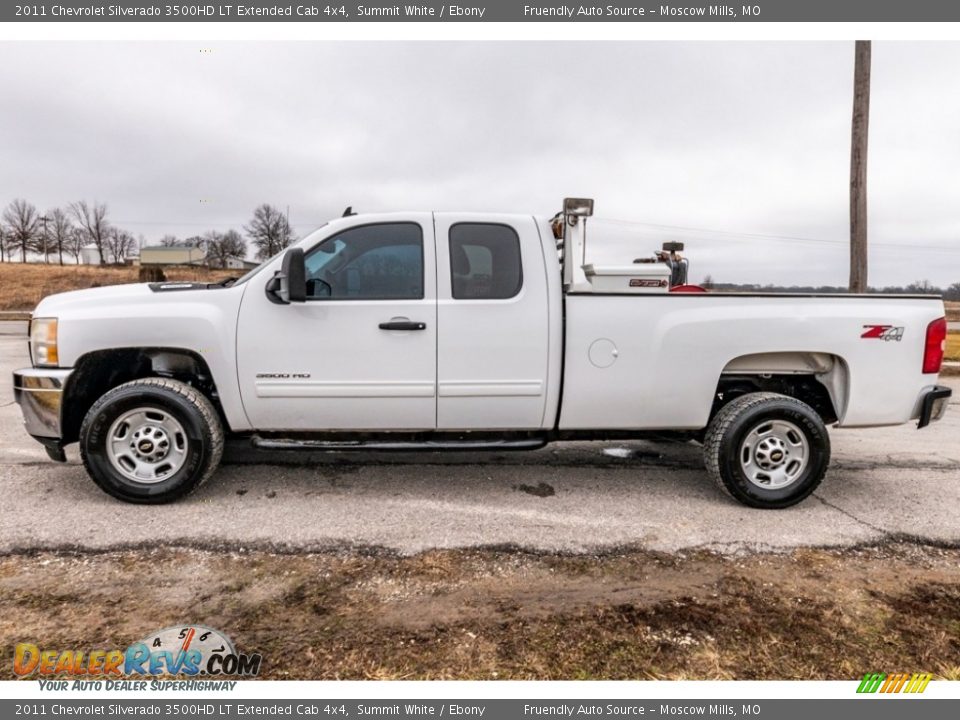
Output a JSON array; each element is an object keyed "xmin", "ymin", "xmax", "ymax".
[{"xmin": 1, "ymin": 41, "xmax": 958, "ymax": 287}]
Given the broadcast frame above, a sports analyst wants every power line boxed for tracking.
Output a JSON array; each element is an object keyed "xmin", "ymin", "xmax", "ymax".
[
  {"xmin": 94, "ymin": 216, "xmax": 960, "ymax": 255},
  {"xmin": 596, "ymin": 218, "xmax": 960, "ymax": 253},
  {"xmin": 113, "ymin": 219, "xmax": 322, "ymax": 228}
]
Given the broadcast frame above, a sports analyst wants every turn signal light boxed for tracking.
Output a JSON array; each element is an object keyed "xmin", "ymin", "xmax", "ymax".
[{"xmin": 30, "ymin": 317, "xmax": 59, "ymax": 368}]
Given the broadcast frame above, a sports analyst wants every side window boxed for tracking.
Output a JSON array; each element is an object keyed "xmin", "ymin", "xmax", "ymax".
[
  {"xmin": 304, "ymin": 223, "xmax": 423, "ymax": 300},
  {"xmin": 449, "ymin": 223, "xmax": 522, "ymax": 300}
]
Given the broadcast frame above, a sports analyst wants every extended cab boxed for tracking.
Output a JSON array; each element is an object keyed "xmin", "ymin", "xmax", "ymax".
[{"xmin": 13, "ymin": 199, "xmax": 952, "ymax": 508}]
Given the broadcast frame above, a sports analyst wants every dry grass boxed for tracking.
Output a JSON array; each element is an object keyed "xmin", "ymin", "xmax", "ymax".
[
  {"xmin": 946, "ymin": 302, "xmax": 960, "ymax": 323},
  {"xmin": 0, "ymin": 262, "xmax": 237, "ymax": 311},
  {"xmin": 943, "ymin": 332, "xmax": 960, "ymax": 377},
  {"xmin": 947, "ymin": 333, "xmax": 960, "ymax": 362},
  {"xmin": 2, "ymin": 544, "xmax": 959, "ymax": 681}
]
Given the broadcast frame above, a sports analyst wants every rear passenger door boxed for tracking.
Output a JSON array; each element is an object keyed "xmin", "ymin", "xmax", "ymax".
[{"xmin": 434, "ymin": 214, "xmax": 551, "ymax": 429}]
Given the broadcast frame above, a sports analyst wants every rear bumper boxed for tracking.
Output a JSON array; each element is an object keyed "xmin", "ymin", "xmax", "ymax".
[
  {"xmin": 917, "ymin": 385, "xmax": 952, "ymax": 429},
  {"xmin": 12, "ymin": 367, "xmax": 73, "ymax": 441}
]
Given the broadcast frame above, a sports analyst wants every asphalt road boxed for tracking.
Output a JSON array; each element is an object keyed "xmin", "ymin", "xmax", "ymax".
[
  {"xmin": 0, "ymin": 321, "xmax": 28, "ymax": 335},
  {"xmin": 1, "ymin": 331, "xmax": 958, "ymax": 555}
]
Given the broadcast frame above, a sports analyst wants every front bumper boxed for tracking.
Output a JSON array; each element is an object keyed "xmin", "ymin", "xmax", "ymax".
[
  {"xmin": 12, "ymin": 367, "xmax": 73, "ymax": 443},
  {"xmin": 917, "ymin": 385, "xmax": 952, "ymax": 429}
]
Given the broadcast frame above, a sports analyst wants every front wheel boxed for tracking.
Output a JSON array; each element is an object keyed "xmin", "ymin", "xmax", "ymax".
[
  {"xmin": 703, "ymin": 392, "xmax": 830, "ymax": 509},
  {"xmin": 79, "ymin": 378, "xmax": 224, "ymax": 503}
]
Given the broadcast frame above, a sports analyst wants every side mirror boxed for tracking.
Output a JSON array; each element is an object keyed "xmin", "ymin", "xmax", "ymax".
[
  {"xmin": 265, "ymin": 247, "xmax": 306, "ymax": 304},
  {"xmin": 306, "ymin": 277, "xmax": 332, "ymax": 298}
]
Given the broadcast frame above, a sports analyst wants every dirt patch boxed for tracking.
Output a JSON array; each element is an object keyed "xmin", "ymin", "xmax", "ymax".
[
  {"xmin": 1, "ymin": 543, "xmax": 959, "ymax": 680},
  {"xmin": 514, "ymin": 482, "xmax": 556, "ymax": 497}
]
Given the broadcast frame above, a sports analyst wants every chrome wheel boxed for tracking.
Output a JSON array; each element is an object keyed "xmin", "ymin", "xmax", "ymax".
[
  {"xmin": 739, "ymin": 419, "xmax": 808, "ymax": 490},
  {"xmin": 106, "ymin": 407, "xmax": 188, "ymax": 484}
]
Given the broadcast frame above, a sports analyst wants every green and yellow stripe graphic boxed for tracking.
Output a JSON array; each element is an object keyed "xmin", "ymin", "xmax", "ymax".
[{"xmin": 857, "ymin": 672, "xmax": 932, "ymax": 694}]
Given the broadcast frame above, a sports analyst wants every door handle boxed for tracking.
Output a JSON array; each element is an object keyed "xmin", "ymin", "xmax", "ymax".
[{"xmin": 379, "ymin": 321, "xmax": 427, "ymax": 331}]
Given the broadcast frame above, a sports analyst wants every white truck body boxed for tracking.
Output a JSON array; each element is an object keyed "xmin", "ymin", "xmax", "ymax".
[{"xmin": 13, "ymin": 200, "xmax": 951, "ymax": 507}]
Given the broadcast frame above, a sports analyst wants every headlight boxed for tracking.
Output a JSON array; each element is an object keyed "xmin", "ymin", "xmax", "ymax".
[{"xmin": 30, "ymin": 318, "xmax": 59, "ymax": 367}]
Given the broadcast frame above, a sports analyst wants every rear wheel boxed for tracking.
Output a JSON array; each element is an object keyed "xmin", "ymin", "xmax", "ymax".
[
  {"xmin": 79, "ymin": 378, "xmax": 223, "ymax": 504},
  {"xmin": 703, "ymin": 392, "xmax": 830, "ymax": 509}
]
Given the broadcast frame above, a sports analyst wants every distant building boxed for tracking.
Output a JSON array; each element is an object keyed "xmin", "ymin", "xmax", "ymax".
[
  {"xmin": 222, "ymin": 256, "xmax": 259, "ymax": 271},
  {"xmin": 139, "ymin": 246, "xmax": 206, "ymax": 267},
  {"xmin": 80, "ymin": 245, "xmax": 101, "ymax": 265}
]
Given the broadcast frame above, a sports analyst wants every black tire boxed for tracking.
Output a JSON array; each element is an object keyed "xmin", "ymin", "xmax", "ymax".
[
  {"xmin": 79, "ymin": 378, "xmax": 224, "ymax": 504},
  {"xmin": 703, "ymin": 392, "xmax": 830, "ymax": 509}
]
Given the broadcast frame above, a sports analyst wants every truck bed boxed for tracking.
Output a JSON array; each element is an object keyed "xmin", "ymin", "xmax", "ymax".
[{"xmin": 559, "ymin": 292, "xmax": 945, "ymax": 430}]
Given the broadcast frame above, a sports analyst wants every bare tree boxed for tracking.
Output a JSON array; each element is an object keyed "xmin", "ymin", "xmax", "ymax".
[
  {"xmin": 159, "ymin": 234, "xmax": 181, "ymax": 247},
  {"xmin": 204, "ymin": 229, "xmax": 247, "ymax": 268},
  {"xmin": 70, "ymin": 200, "xmax": 110, "ymax": 265},
  {"xmin": 65, "ymin": 227, "xmax": 86, "ymax": 264},
  {"xmin": 244, "ymin": 204, "xmax": 294, "ymax": 260},
  {"xmin": 905, "ymin": 279, "xmax": 936, "ymax": 294},
  {"xmin": 0, "ymin": 224, "xmax": 7, "ymax": 262},
  {"xmin": 48, "ymin": 208, "xmax": 74, "ymax": 266},
  {"xmin": 38, "ymin": 214, "xmax": 51, "ymax": 263},
  {"xmin": 849, "ymin": 40, "xmax": 871, "ymax": 293},
  {"xmin": 2, "ymin": 198, "xmax": 40, "ymax": 263},
  {"xmin": 105, "ymin": 227, "xmax": 136, "ymax": 264}
]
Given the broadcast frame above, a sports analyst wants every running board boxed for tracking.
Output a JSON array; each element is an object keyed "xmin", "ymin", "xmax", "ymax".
[{"xmin": 249, "ymin": 435, "xmax": 548, "ymax": 452}]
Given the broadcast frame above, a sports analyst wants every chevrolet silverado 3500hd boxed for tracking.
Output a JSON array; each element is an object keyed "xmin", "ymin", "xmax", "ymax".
[{"xmin": 13, "ymin": 198, "xmax": 951, "ymax": 508}]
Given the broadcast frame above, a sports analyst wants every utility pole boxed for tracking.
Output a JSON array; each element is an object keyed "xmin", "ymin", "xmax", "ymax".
[
  {"xmin": 849, "ymin": 40, "xmax": 871, "ymax": 293},
  {"xmin": 39, "ymin": 214, "xmax": 50, "ymax": 264}
]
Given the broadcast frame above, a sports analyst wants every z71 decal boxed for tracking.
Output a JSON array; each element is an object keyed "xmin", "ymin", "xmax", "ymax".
[{"xmin": 861, "ymin": 325, "xmax": 904, "ymax": 341}]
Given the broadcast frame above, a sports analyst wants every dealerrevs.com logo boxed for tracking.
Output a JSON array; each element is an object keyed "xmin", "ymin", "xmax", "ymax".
[{"xmin": 14, "ymin": 625, "xmax": 261, "ymax": 679}]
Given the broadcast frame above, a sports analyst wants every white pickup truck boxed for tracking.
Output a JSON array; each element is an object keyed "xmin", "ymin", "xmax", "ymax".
[{"xmin": 13, "ymin": 198, "xmax": 951, "ymax": 508}]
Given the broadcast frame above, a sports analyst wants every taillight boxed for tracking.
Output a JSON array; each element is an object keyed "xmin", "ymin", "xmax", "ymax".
[{"xmin": 922, "ymin": 317, "xmax": 947, "ymax": 374}]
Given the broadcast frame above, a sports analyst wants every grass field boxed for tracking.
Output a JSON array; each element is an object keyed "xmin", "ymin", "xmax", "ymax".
[
  {"xmin": 946, "ymin": 301, "xmax": 960, "ymax": 323},
  {"xmin": 948, "ymin": 333, "xmax": 960, "ymax": 361},
  {"xmin": 945, "ymin": 333, "xmax": 960, "ymax": 376},
  {"xmin": 0, "ymin": 262, "xmax": 236, "ymax": 311},
  {"xmin": 943, "ymin": 332, "xmax": 960, "ymax": 372}
]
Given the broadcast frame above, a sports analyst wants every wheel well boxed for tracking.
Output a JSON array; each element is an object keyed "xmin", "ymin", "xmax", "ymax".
[
  {"xmin": 61, "ymin": 348, "xmax": 224, "ymax": 444},
  {"xmin": 711, "ymin": 374, "xmax": 839, "ymax": 426}
]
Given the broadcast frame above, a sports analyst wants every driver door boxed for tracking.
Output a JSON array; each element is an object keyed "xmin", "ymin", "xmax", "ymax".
[{"xmin": 235, "ymin": 215, "xmax": 437, "ymax": 431}]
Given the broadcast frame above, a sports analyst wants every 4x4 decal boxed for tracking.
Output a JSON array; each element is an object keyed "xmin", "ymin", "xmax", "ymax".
[{"xmin": 861, "ymin": 325, "xmax": 904, "ymax": 341}]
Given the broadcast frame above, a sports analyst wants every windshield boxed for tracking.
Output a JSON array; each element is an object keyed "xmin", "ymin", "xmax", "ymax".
[{"xmin": 230, "ymin": 223, "xmax": 329, "ymax": 286}]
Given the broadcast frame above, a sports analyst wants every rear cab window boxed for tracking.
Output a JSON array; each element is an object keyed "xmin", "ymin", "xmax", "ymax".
[{"xmin": 449, "ymin": 223, "xmax": 522, "ymax": 300}]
